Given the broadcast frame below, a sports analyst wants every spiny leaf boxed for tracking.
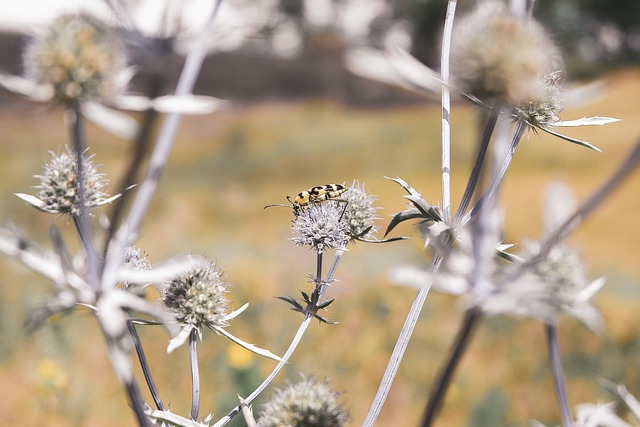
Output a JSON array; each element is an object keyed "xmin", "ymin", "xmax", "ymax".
[
  {"xmin": 555, "ymin": 116, "xmax": 620, "ymax": 127},
  {"xmin": 537, "ymin": 125, "xmax": 602, "ymax": 152},
  {"xmin": 384, "ymin": 209, "xmax": 425, "ymax": 236}
]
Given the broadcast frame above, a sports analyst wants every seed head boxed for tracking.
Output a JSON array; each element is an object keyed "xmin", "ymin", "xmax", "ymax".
[
  {"xmin": 32, "ymin": 147, "xmax": 109, "ymax": 216},
  {"xmin": 479, "ymin": 242, "xmax": 605, "ymax": 330},
  {"xmin": 516, "ymin": 71, "xmax": 564, "ymax": 128},
  {"xmin": 291, "ymin": 203, "xmax": 350, "ymax": 253},
  {"xmin": 161, "ymin": 259, "xmax": 230, "ymax": 330},
  {"xmin": 343, "ymin": 181, "xmax": 379, "ymax": 240},
  {"xmin": 257, "ymin": 375, "xmax": 349, "ymax": 427},
  {"xmin": 451, "ymin": 0, "xmax": 559, "ymax": 106},
  {"xmin": 23, "ymin": 14, "xmax": 126, "ymax": 105}
]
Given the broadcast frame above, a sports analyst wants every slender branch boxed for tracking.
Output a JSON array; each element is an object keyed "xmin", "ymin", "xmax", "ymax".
[
  {"xmin": 462, "ymin": 120, "xmax": 526, "ymax": 225},
  {"xmin": 440, "ymin": 0, "xmax": 457, "ymax": 224},
  {"xmin": 69, "ymin": 109, "xmax": 101, "ymax": 288},
  {"xmin": 215, "ymin": 248, "xmax": 347, "ymax": 427},
  {"xmin": 215, "ymin": 315, "xmax": 313, "ymax": 427},
  {"xmin": 523, "ymin": 138, "xmax": 640, "ymax": 272},
  {"xmin": 190, "ymin": 328, "xmax": 201, "ymax": 420},
  {"xmin": 364, "ymin": 256, "xmax": 441, "ymax": 427},
  {"xmin": 105, "ymin": 76, "xmax": 164, "ymax": 253},
  {"xmin": 127, "ymin": 320, "xmax": 164, "ymax": 410},
  {"xmin": 453, "ymin": 106, "xmax": 500, "ymax": 225},
  {"xmin": 103, "ymin": 0, "xmax": 223, "ymax": 289},
  {"xmin": 421, "ymin": 308, "xmax": 482, "ymax": 427},
  {"xmin": 124, "ymin": 377, "xmax": 154, "ymax": 427},
  {"xmin": 423, "ymin": 106, "xmax": 510, "ymax": 427},
  {"xmin": 316, "ymin": 250, "xmax": 323, "ymax": 288},
  {"xmin": 545, "ymin": 324, "xmax": 573, "ymax": 427}
]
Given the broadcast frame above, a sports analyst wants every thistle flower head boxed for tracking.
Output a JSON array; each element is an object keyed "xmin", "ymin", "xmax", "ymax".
[
  {"xmin": 161, "ymin": 258, "xmax": 230, "ymax": 330},
  {"xmin": 30, "ymin": 147, "xmax": 110, "ymax": 215},
  {"xmin": 23, "ymin": 14, "xmax": 126, "ymax": 105},
  {"xmin": 122, "ymin": 246, "xmax": 150, "ymax": 294},
  {"xmin": 257, "ymin": 375, "xmax": 349, "ymax": 427},
  {"xmin": 478, "ymin": 242, "xmax": 605, "ymax": 331},
  {"xmin": 291, "ymin": 203, "xmax": 350, "ymax": 253},
  {"xmin": 343, "ymin": 181, "xmax": 379, "ymax": 240},
  {"xmin": 516, "ymin": 71, "xmax": 564, "ymax": 128},
  {"xmin": 451, "ymin": 0, "xmax": 560, "ymax": 106}
]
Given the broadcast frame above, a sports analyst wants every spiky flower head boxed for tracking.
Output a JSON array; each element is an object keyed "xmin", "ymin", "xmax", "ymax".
[
  {"xmin": 451, "ymin": 0, "xmax": 559, "ymax": 106},
  {"xmin": 257, "ymin": 375, "xmax": 349, "ymax": 427},
  {"xmin": 161, "ymin": 258, "xmax": 230, "ymax": 330},
  {"xmin": 23, "ymin": 14, "xmax": 126, "ymax": 105},
  {"xmin": 122, "ymin": 246, "xmax": 151, "ymax": 294},
  {"xmin": 343, "ymin": 181, "xmax": 379, "ymax": 240},
  {"xmin": 27, "ymin": 147, "xmax": 110, "ymax": 215},
  {"xmin": 291, "ymin": 203, "xmax": 350, "ymax": 253},
  {"xmin": 516, "ymin": 71, "xmax": 564, "ymax": 128},
  {"xmin": 478, "ymin": 242, "xmax": 605, "ymax": 331}
]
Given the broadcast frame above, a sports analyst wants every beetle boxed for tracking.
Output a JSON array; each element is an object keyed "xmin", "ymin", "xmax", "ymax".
[{"xmin": 265, "ymin": 184, "xmax": 348, "ymax": 217}]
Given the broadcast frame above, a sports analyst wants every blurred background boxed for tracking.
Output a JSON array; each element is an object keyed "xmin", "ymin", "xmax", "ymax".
[{"xmin": 0, "ymin": 0, "xmax": 639, "ymax": 426}]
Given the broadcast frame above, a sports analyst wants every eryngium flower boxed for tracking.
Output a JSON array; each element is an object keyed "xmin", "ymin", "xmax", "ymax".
[
  {"xmin": 23, "ymin": 14, "xmax": 126, "ymax": 105},
  {"xmin": 478, "ymin": 242, "xmax": 605, "ymax": 331},
  {"xmin": 343, "ymin": 181, "xmax": 379, "ymax": 240},
  {"xmin": 451, "ymin": 0, "xmax": 559, "ymax": 106},
  {"xmin": 27, "ymin": 147, "xmax": 110, "ymax": 215},
  {"xmin": 161, "ymin": 258, "xmax": 230, "ymax": 330},
  {"xmin": 257, "ymin": 375, "xmax": 349, "ymax": 427},
  {"xmin": 516, "ymin": 71, "xmax": 564, "ymax": 128},
  {"xmin": 291, "ymin": 203, "xmax": 350, "ymax": 253}
]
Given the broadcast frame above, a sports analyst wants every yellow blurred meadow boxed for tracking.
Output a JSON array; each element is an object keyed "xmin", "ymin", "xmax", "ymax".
[{"xmin": 0, "ymin": 68, "xmax": 639, "ymax": 426}]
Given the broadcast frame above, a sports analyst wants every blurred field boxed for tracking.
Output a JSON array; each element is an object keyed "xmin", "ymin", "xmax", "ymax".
[{"xmin": 0, "ymin": 68, "xmax": 639, "ymax": 426}]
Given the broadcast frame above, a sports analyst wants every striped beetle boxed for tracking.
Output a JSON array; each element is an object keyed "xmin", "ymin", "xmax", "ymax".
[{"xmin": 265, "ymin": 184, "xmax": 348, "ymax": 217}]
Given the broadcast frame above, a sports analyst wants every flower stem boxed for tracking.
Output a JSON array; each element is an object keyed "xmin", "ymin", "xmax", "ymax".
[
  {"xmin": 214, "ymin": 248, "xmax": 346, "ymax": 427},
  {"xmin": 364, "ymin": 256, "xmax": 440, "ymax": 427},
  {"xmin": 69, "ymin": 109, "xmax": 100, "ymax": 289},
  {"xmin": 453, "ymin": 106, "xmax": 500, "ymax": 225},
  {"xmin": 189, "ymin": 328, "xmax": 200, "ymax": 421},
  {"xmin": 127, "ymin": 320, "xmax": 164, "ymax": 410},
  {"xmin": 105, "ymin": 76, "xmax": 164, "ymax": 253},
  {"xmin": 103, "ymin": 0, "xmax": 223, "ymax": 289},
  {"xmin": 441, "ymin": 0, "xmax": 457, "ymax": 224},
  {"xmin": 545, "ymin": 323, "xmax": 573, "ymax": 427},
  {"xmin": 462, "ymin": 120, "xmax": 526, "ymax": 225},
  {"xmin": 421, "ymin": 307, "xmax": 482, "ymax": 427}
]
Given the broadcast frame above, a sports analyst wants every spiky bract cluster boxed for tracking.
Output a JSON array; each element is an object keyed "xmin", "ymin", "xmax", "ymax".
[
  {"xmin": 33, "ymin": 147, "xmax": 109, "ymax": 215},
  {"xmin": 343, "ymin": 181, "xmax": 379, "ymax": 240},
  {"xmin": 257, "ymin": 375, "xmax": 349, "ymax": 427},
  {"xmin": 24, "ymin": 14, "xmax": 126, "ymax": 105},
  {"xmin": 161, "ymin": 259, "xmax": 230, "ymax": 330},
  {"xmin": 291, "ymin": 203, "xmax": 350, "ymax": 253},
  {"xmin": 451, "ymin": 0, "xmax": 559, "ymax": 106}
]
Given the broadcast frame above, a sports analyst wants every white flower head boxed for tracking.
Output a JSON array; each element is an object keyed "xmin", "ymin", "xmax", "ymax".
[
  {"xmin": 478, "ymin": 242, "xmax": 605, "ymax": 331},
  {"xmin": 291, "ymin": 202, "xmax": 350, "ymax": 253}
]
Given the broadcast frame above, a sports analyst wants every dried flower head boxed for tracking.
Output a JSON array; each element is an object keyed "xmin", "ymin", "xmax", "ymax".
[
  {"xmin": 257, "ymin": 375, "xmax": 349, "ymax": 427},
  {"xmin": 19, "ymin": 147, "xmax": 110, "ymax": 215},
  {"xmin": 161, "ymin": 258, "xmax": 230, "ymax": 330},
  {"xmin": 23, "ymin": 14, "xmax": 126, "ymax": 105},
  {"xmin": 451, "ymin": 0, "xmax": 559, "ymax": 106},
  {"xmin": 478, "ymin": 242, "xmax": 605, "ymax": 331},
  {"xmin": 343, "ymin": 181, "xmax": 379, "ymax": 240},
  {"xmin": 291, "ymin": 202, "xmax": 350, "ymax": 253},
  {"xmin": 516, "ymin": 71, "xmax": 564, "ymax": 128},
  {"xmin": 122, "ymin": 246, "xmax": 150, "ymax": 294}
]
